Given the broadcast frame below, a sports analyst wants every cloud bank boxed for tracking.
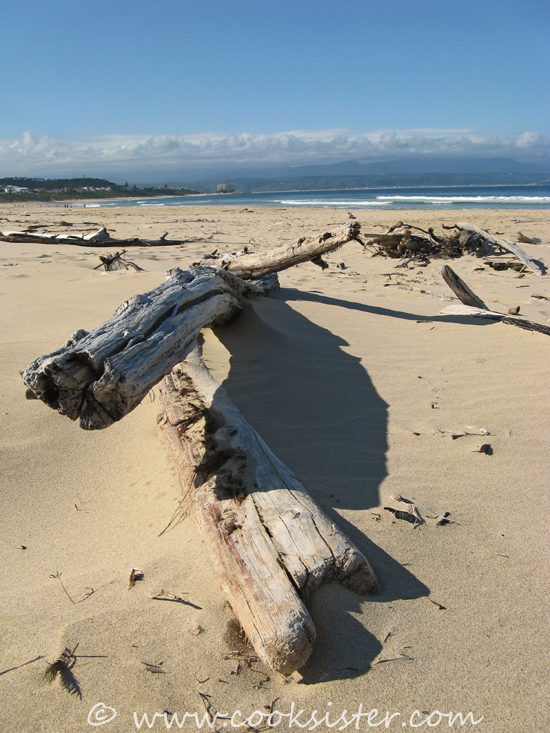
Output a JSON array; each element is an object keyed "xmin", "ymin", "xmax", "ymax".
[{"xmin": 1, "ymin": 129, "xmax": 549, "ymax": 181}]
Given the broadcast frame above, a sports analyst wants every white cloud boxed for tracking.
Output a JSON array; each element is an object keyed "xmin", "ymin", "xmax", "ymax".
[{"xmin": 1, "ymin": 129, "xmax": 548, "ymax": 180}]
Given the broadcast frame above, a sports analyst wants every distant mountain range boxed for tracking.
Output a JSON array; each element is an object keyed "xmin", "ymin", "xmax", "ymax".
[
  {"xmin": 166, "ymin": 156, "xmax": 549, "ymax": 193},
  {"xmin": 272, "ymin": 156, "xmax": 550, "ymax": 177}
]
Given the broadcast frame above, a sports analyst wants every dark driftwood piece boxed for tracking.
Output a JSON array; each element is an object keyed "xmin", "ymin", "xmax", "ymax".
[
  {"xmin": 158, "ymin": 352, "xmax": 376, "ymax": 674},
  {"xmin": 23, "ymin": 223, "xmax": 360, "ymax": 430},
  {"xmin": 441, "ymin": 265, "xmax": 488, "ymax": 309},
  {"xmin": 440, "ymin": 265, "xmax": 550, "ymax": 336}
]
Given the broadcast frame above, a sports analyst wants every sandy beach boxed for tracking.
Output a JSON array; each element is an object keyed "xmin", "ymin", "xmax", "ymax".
[{"xmin": 1, "ymin": 203, "xmax": 549, "ymax": 732}]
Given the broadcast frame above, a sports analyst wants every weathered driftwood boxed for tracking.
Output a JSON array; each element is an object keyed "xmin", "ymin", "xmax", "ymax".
[
  {"xmin": 23, "ymin": 267, "xmax": 273, "ymax": 429},
  {"xmin": 0, "ymin": 229, "xmax": 192, "ymax": 248},
  {"xmin": 23, "ymin": 223, "xmax": 361, "ymax": 429},
  {"xmin": 440, "ymin": 266, "xmax": 550, "ymax": 335},
  {"xmin": 457, "ymin": 222, "xmax": 543, "ymax": 276},
  {"xmin": 203, "ymin": 222, "xmax": 363, "ymax": 278},
  {"xmin": 158, "ymin": 351, "xmax": 376, "ymax": 674}
]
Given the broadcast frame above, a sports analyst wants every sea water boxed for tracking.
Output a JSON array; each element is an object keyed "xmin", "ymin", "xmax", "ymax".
[{"xmin": 81, "ymin": 184, "xmax": 550, "ymax": 210}]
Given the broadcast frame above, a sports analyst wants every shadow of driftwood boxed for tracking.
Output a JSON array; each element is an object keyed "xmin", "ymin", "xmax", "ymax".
[
  {"xmin": 283, "ymin": 287, "xmax": 495, "ymax": 325},
  {"xmin": 212, "ymin": 288, "xmax": 431, "ymax": 676}
]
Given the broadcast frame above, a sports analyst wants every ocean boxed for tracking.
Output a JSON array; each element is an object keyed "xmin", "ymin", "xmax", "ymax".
[{"xmin": 81, "ymin": 184, "xmax": 550, "ymax": 211}]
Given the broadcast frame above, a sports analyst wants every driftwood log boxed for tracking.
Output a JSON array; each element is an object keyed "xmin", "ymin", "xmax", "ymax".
[
  {"xmin": 203, "ymin": 220, "xmax": 363, "ymax": 278},
  {"xmin": 22, "ymin": 224, "xmax": 361, "ymax": 429},
  {"xmin": 440, "ymin": 265, "xmax": 550, "ymax": 336},
  {"xmin": 0, "ymin": 228, "xmax": 192, "ymax": 248},
  {"xmin": 22, "ymin": 221, "xmax": 375, "ymax": 673},
  {"xmin": 158, "ymin": 351, "xmax": 376, "ymax": 673}
]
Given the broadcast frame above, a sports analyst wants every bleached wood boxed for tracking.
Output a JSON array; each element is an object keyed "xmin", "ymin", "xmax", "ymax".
[
  {"xmin": 158, "ymin": 351, "xmax": 377, "ymax": 673},
  {"xmin": 439, "ymin": 305, "xmax": 550, "ymax": 335},
  {"xmin": 457, "ymin": 222, "xmax": 543, "ymax": 276},
  {"xmin": 23, "ymin": 267, "xmax": 274, "ymax": 429},
  {"xmin": 205, "ymin": 222, "xmax": 363, "ymax": 278},
  {"xmin": 22, "ymin": 223, "xmax": 361, "ymax": 430},
  {"xmin": 439, "ymin": 304, "xmax": 506, "ymax": 319}
]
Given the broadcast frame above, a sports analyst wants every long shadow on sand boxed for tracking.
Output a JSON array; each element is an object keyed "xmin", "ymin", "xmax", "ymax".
[{"xmin": 212, "ymin": 287, "xmax": 450, "ymax": 682}]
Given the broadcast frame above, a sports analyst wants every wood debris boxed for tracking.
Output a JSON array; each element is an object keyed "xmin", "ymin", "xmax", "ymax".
[
  {"xmin": 517, "ymin": 232, "xmax": 541, "ymax": 244},
  {"xmin": 94, "ymin": 250, "xmax": 145, "ymax": 272},
  {"xmin": 365, "ymin": 220, "xmax": 543, "ymax": 276}
]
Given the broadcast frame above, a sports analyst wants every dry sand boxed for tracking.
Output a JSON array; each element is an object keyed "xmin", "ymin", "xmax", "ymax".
[{"xmin": 1, "ymin": 203, "xmax": 549, "ymax": 732}]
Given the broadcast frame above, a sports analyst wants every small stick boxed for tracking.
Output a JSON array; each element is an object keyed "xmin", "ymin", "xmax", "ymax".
[{"xmin": 0, "ymin": 656, "xmax": 44, "ymax": 676}]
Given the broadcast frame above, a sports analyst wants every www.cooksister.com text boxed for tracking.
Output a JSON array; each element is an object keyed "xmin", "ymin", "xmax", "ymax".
[{"xmin": 87, "ymin": 702, "xmax": 484, "ymax": 729}]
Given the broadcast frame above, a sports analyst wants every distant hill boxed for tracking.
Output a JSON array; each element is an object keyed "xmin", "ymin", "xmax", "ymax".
[
  {"xmin": 171, "ymin": 156, "xmax": 549, "ymax": 193},
  {"xmin": 186, "ymin": 171, "xmax": 550, "ymax": 194},
  {"xmin": 0, "ymin": 177, "xmax": 198, "ymax": 201},
  {"xmin": 0, "ymin": 176, "xmax": 116, "ymax": 190},
  {"xmin": 275, "ymin": 156, "xmax": 550, "ymax": 177}
]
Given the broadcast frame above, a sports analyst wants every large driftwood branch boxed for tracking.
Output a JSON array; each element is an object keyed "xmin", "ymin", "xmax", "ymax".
[
  {"xmin": 158, "ymin": 352, "xmax": 376, "ymax": 673},
  {"xmin": 23, "ymin": 267, "xmax": 272, "ymax": 429},
  {"xmin": 457, "ymin": 222, "xmax": 543, "ymax": 276},
  {"xmin": 22, "ymin": 224, "xmax": 361, "ymax": 429},
  {"xmin": 203, "ymin": 222, "xmax": 363, "ymax": 278}
]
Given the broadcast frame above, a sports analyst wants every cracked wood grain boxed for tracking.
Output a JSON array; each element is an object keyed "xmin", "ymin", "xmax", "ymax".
[{"xmin": 157, "ymin": 350, "xmax": 377, "ymax": 674}]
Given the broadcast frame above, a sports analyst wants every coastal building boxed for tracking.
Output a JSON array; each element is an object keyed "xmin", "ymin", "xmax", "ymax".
[
  {"xmin": 4, "ymin": 185, "xmax": 30, "ymax": 193},
  {"xmin": 216, "ymin": 183, "xmax": 235, "ymax": 193}
]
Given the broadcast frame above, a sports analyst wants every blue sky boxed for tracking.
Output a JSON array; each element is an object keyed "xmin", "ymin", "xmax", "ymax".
[{"xmin": 1, "ymin": 0, "xmax": 549, "ymax": 181}]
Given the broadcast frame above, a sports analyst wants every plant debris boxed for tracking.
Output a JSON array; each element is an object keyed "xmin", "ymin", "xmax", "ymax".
[
  {"xmin": 129, "ymin": 568, "xmax": 144, "ymax": 589},
  {"xmin": 44, "ymin": 646, "xmax": 82, "ymax": 698},
  {"xmin": 142, "ymin": 661, "xmax": 166, "ymax": 674},
  {"xmin": 50, "ymin": 570, "xmax": 97, "ymax": 604},
  {"xmin": 151, "ymin": 589, "xmax": 202, "ymax": 609},
  {"xmin": 0, "ymin": 655, "xmax": 44, "ymax": 677}
]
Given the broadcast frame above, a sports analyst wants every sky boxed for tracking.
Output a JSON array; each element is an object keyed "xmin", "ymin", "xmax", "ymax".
[{"xmin": 1, "ymin": 0, "xmax": 549, "ymax": 182}]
